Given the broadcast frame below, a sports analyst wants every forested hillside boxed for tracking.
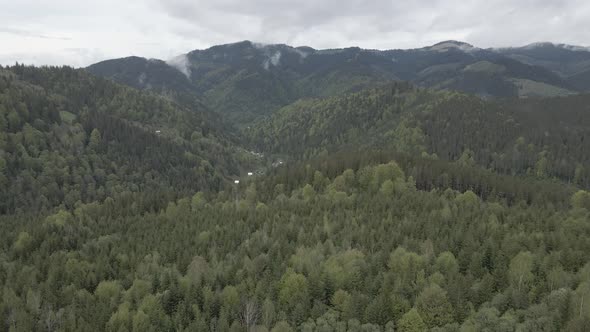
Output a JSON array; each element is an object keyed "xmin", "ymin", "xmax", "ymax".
[
  {"xmin": 89, "ymin": 41, "xmax": 400, "ymax": 125},
  {"xmin": 2, "ymin": 63, "xmax": 590, "ymax": 332},
  {"xmin": 0, "ymin": 65, "xmax": 246, "ymax": 214},
  {"xmin": 248, "ymin": 83, "xmax": 590, "ymax": 188},
  {"xmin": 2, "ymin": 153, "xmax": 590, "ymax": 331},
  {"xmin": 84, "ymin": 56, "xmax": 207, "ymax": 112},
  {"xmin": 88, "ymin": 40, "xmax": 585, "ymax": 126},
  {"xmin": 497, "ymin": 43, "xmax": 590, "ymax": 90}
]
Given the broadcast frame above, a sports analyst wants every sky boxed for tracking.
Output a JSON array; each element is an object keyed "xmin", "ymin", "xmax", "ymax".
[{"xmin": 1, "ymin": 0, "xmax": 589, "ymax": 67}]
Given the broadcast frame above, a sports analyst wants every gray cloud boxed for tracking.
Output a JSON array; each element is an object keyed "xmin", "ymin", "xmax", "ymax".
[
  {"xmin": 1, "ymin": 0, "xmax": 589, "ymax": 67},
  {"xmin": 154, "ymin": 0, "xmax": 590, "ymax": 49}
]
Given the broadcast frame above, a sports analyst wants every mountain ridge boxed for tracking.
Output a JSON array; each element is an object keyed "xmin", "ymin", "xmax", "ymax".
[{"xmin": 87, "ymin": 39, "xmax": 589, "ymax": 125}]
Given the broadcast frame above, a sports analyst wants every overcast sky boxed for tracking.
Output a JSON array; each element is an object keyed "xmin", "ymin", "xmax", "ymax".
[{"xmin": 1, "ymin": 0, "xmax": 589, "ymax": 67}]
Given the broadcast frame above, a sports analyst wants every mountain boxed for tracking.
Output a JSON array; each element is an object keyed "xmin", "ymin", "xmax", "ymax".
[
  {"xmin": 568, "ymin": 69, "xmax": 590, "ymax": 90},
  {"xmin": 248, "ymin": 82, "xmax": 590, "ymax": 187},
  {"xmin": 82, "ymin": 56, "xmax": 208, "ymax": 112},
  {"xmin": 496, "ymin": 42, "xmax": 590, "ymax": 91},
  {"xmin": 87, "ymin": 40, "xmax": 580, "ymax": 125},
  {"xmin": 383, "ymin": 41, "xmax": 574, "ymax": 98},
  {"xmin": 83, "ymin": 56, "xmax": 196, "ymax": 94},
  {"xmin": 496, "ymin": 42, "xmax": 590, "ymax": 77},
  {"xmin": 3, "ymin": 62, "xmax": 590, "ymax": 331},
  {"xmin": 89, "ymin": 41, "xmax": 401, "ymax": 124},
  {"xmin": 0, "ymin": 65, "xmax": 247, "ymax": 214}
]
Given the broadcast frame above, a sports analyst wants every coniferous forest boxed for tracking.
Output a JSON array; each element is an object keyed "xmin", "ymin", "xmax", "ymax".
[{"xmin": 1, "ymin": 56, "xmax": 590, "ymax": 332}]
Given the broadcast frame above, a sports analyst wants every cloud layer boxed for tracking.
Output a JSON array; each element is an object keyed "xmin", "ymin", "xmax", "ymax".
[{"xmin": 1, "ymin": 0, "xmax": 589, "ymax": 67}]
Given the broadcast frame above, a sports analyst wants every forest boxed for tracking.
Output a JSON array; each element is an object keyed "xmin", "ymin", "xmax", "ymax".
[
  {"xmin": 248, "ymin": 82, "xmax": 590, "ymax": 188},
  {"xmin": 1, "ymin": 65, "xmax": 590, "ymax": 332}
]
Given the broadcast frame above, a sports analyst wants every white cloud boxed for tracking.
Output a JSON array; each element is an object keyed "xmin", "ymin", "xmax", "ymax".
[
  {"xmin": 270, "ymin": 52, "xmax": 281, "ymax": 66},
  {"xmin": 166, "ymin": 54, "xmax": 191, "ymax": 78},
  {"xmin": 262, "ymin": 51, "xmax": 281, "ymax": 70}
]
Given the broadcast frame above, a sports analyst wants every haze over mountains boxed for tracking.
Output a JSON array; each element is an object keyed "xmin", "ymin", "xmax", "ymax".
[{"xmin": 87, "ymin": 40, "xmax": 590, "ymax": 124}]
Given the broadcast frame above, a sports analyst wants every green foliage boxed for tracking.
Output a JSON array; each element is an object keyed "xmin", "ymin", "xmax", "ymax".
[
  {"xmin": 388, "ymin": 247, "xmax": 425, "ymax": 292},
  {"xmin": 279, "ymin": 270, "xmax": 309, "ymax": 310},
  {"xmin": 302, "ymin": 184, "xmax": 316, "ymax": 202},
  {"xmin": 0, "ymin": 157, "xmax": 589, "ymax": 330},
  {"xmin": 271, "ymin": 321, "xmax": 294, "ymax": 332},
  {"xmin": 415, "ymin": 284, "xmax": 454, "ymax": 327},
  {"xmin": 324, "ymin": 249, "xmax": 365, "ymax": 292},
  {"xmin": 435, "ymin": 252, "xmax": 459, "ymax": 276},
  {"xmin": 460, "ymin": 307, "xmax": 517, "ymax": 331},
  {"xmin": 455, "ymin": 190, "xmax": 479, "ymax": 207},
  {"xmin": 249, "ymin": 82, "xmax": 424, "ymax": 156},
  {"xmin": 331, "ymin": 290, "xmax": 353, "ymax": 318},
  {"xmin": 88, "ymin": 128, "xmax": 101, "ymax": 151},
  {"xmin": 508, "ymin": 251, "xmax": 535, "ymax": 292},
  {"xmin": 88, "ymin": 41, "xmax": 584, "ymax": 127},
  {"xmin": 398, "ymin": 308, "xmax": 427, "ymax": 332},
  {"xmin": 2, "ymin": 62, "xmax": 590, "ymax": 331},
  {"xmin": 571, "ymin": 190, "xmax": 590, "ymax": 209},
  {"xmin": 249, "ymin": 84, "xmax": 590, "ymax": 189},
  {"xmin": 0, "ymin": 65, "xmax": 245, "ymax": 214},
  {"xmin": 13, "ymin": 231, "xmax": 33, "ymax": 255}
]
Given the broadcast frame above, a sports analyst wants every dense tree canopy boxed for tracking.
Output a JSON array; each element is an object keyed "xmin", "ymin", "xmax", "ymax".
[
  {"xmin": 1, "ymin": 153, "xmax": 589, "ymax": 331},
  {"xmin": 0, "ymin": 65, "xmax": 257, "ymax": 214},
  {"xmin": 1, "ymin": 65, "xmax": 589, "ymax": 331},
  {"xmin": 248, "ymin": 83, "xmax": 590, "ymax": 188}
]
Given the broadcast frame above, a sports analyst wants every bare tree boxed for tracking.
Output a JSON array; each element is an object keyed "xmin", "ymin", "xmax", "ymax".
[
  {"xmin": 6, "ymin": 307, "xmax": 16, "ymax": 331},
  {"xmin": 43, "ymin": 305, "xmax": 63, "ymax": 332},
  {"xmin": 239, "ymin": 299, "xmax": 260, "ymax": 332}
]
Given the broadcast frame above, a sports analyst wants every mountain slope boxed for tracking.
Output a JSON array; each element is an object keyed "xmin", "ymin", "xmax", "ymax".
[
  {"xmin": 1, "ymin": 148, "xmax": 588, "ymax": 331},
  {"xmin": 85, "ymin": 56, "xmax": 211, "ymax": 114},
  {"xmin": 496, "ymin": 43, "xmax": 590, "ymax": 91},
  {"xmin": 84, "ymin": 56, "xmax": 196, "ymax": 94},
  {"xmin": 2, "ymin": 62, "xmax": 590, "ymax": 332},
  {"xmin": 496, "ymin": 42, "xmax": 590, "ymax": 77},
  {"xmin": 88, "ymin": 40, "xmax": 580, "ymax": 125},
  {"xmin": 0, "ymin": 65, "xmax": 245, "ymax": 214},
  {"xmin": 248, "ymin": 83, "xmax": 590, "ymax": 187},
  {"xmin": 385, "ymin": 42, "xmax": 575, "ymax": 97},
  {"xmin": 568, "ymin": 68, "xmax": 590, "ymax": 90}
]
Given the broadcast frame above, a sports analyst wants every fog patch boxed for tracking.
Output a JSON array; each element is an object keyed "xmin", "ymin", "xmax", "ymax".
[
  {"xmin": 270, "ymin": 51, "xmax": 281, "ymax": 65},
  {"xmin": 293, "ymin": 48, "xmax": 309, "ymax": 58},
  {"xmin": 138, "ymin": 72, "xmax": 147, "ymax": 85},
  {"xmin": 252, "ymin": 42, "xmax": 269, "ymax": 50},
  {"xmin": 166, "ymin": 54, "xmax": 191, "ymax": 78},
  {"xmin": 263, "ymin": 51, "xmax": 281, "ymax": 70}
]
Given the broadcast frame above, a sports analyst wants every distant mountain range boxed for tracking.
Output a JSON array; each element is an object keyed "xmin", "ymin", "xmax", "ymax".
[{"xmin": 87, "ymin": 40, "xmax": 590, "ymax": 125}]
